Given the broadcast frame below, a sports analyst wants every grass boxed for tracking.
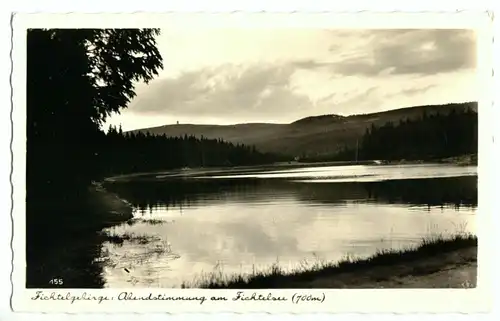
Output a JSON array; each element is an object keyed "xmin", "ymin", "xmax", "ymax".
[
  {"xmin": 103, "ymin": 231, "xmax": 162, "ymax": 246},
  {"xmin": 123, "ymin": 217, "xmax": 169, "ymax": 226},
  {"xmin": 137, "ymin": 218, "xmax": 168, "ymax": 225},
  {"xmin": 99, "ymin": 233, "xmax": 179, "ymax": 270},
  {"xmin": 182, "ymin": 233, "xmax": 477, "ymax": 289}
]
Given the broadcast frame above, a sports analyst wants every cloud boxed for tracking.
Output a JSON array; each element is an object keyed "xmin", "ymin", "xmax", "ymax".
[
  {"xmin": 109, "ymin": 29, "xmax": 477, "ymax": 128},
  {"xmin": 292, "ymin": 29, "xmax": 476, "ymax": 76},
  {"xmin": 122, "ymin": 64, "xmax": 476, "ymax": 127},
  {"xmin": 128, "ymin": 63, "xmax": 317, "ymax": 122},
  {"xmin": 398, "ymin": 84, "xmax": 437, "ymax": 96},
  {"xmin": 290, "ymin": 60, "xmax": 333, "ymax": 69},
  {"xmin": 326, "ymin": 86, "xmax": 385, "ymax": 115}
]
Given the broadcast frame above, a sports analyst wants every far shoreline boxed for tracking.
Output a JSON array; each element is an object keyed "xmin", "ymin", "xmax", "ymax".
[{"xmin": 103, "ymin": 153, "xmax": 477, "ymax": 183}]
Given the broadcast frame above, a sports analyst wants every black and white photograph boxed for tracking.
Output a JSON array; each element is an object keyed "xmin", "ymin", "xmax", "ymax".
[{"xmin": 13, "ymin": 13, "xmax": 492, "ymax": 308}]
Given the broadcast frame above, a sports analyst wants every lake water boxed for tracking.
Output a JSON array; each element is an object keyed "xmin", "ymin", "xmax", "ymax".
[{"xmin": 100, "ymin": 164, "xmax": 477, "ymax": 288}]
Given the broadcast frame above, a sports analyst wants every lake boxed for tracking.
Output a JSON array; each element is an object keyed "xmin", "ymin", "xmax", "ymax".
[{"xmin": 101, "ymin": 164, "xmax": 477, "ymax": 288}]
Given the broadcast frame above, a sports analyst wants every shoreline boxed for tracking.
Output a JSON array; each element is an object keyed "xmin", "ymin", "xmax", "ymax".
[
  {"xmin": 26, "ymin": 184, "xmax": 134, "ymax": 288},
  {"xmin": 183, "ymin": 234, "xmax": 477, "ymax": 289},
  {"xmin": 381, "ymin": 154, "xmax": 478, "ymax": 166},
  {"xmin": 89, "ymin": 182, "xmax": 135, "ymax": 229},
  {"xmin": 104, "ymin": 154, "xmax": 477, "ymax": 183}
]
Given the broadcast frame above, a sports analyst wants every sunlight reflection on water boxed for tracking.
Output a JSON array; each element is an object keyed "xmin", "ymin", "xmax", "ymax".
[{"xmin": 101, "ymin": 164, "xmax": 477, "ymax": 288}]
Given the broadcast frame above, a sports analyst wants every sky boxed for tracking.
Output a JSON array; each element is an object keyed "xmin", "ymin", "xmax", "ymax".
[{"xmin": 105, "ymin": 28, "xmax": 477, "ymax": 131}]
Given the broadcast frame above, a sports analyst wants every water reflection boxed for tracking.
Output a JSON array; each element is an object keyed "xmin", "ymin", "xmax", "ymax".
[
  {"xmin": 102, "ymin": 165, "xmax": 477, "ymax": 288},
  {"xmin": 107, "ymin": 175, "xmax": 477, "ymax": 212}
]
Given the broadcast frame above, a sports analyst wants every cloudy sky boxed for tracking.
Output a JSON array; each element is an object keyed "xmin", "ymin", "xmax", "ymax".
[{"xmin": 106, "ymin": 28, "xmax": 477, "ymax": 130}]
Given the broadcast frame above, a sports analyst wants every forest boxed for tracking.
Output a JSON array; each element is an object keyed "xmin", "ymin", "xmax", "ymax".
[
  {"xmin": 328, "ymin": 106, "xmax": 478, "ymax": 162},
  {"xmin": 103, "ymin": 126, "xmax": 284, "ymax": 176}
]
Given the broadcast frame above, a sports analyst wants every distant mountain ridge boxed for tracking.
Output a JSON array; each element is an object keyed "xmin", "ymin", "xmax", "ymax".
[
  {"xmin": 132, "ymin": 102, "xmax": 477, "ymax": 158},
  {"xmin": 291, "ymin": 114, "xmax": 346, "ymax": 125}
]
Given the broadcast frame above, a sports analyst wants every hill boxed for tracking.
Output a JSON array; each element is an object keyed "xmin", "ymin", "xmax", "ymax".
[{"xmin": 132, "ymin": 102, "xmax": 477, "ymax": 158}]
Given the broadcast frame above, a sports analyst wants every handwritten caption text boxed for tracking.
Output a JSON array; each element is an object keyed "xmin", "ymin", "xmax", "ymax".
[{"xmin": 31, "ymin": 291, "xmax": 326, "ymax": 305}]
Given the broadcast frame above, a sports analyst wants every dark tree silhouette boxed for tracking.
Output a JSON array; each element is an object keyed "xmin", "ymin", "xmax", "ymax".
[
  {"xmin": 26, "ymin": 28, "xmax": 163, "ymax": 288},
  {"xmin": 27, "ymin": 28, "xmax": 163, "ymax": 198}
]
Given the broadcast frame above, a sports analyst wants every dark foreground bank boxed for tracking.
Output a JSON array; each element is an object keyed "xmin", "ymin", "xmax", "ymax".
[
  {"xmin": 26, "ymin": 184, "xmax": 133, "ymax": 288},
  {"xmin": 184, "ymin": 234, "xmax": 477, "ymax": 289}
]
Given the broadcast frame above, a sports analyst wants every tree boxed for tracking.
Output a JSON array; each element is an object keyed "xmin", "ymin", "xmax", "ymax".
[
  {"xmin": 84, "ymin": 29, "xmax": 164, "ymax": 125},
  {"xmin": 27, "ymin": 28, "xmax": 164, "ymax": 198},
  {"xmin": 26, "ymin": 29, "xmax": 164, "ymax": 288}
]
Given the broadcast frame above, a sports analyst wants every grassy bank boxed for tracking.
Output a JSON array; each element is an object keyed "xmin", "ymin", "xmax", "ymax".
[
  {"xmin": 26, "ymin": 184, "xmax": 134, "ymax": 288},
  {"xmin": 183, "ymin": 234, "xmax": 477, "ymax": 289}
]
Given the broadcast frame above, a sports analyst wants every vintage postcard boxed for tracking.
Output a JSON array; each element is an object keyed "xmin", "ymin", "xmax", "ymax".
[{"xmin": 10, "ymin": 11, "xmax": 494, "ymax": 313}]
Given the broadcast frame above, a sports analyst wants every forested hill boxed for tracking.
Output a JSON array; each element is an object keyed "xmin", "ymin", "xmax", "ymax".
[
  {"xmin": 309, "ymin": 106, "xmax": 478, "ymax": 162},
  {"xmin": 134, "ymin": 102, "xmax": 477, "ymax": 158},
  {"xmin": 101, "ymin": 127, "xmax": 287, "ymax": 176}
]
